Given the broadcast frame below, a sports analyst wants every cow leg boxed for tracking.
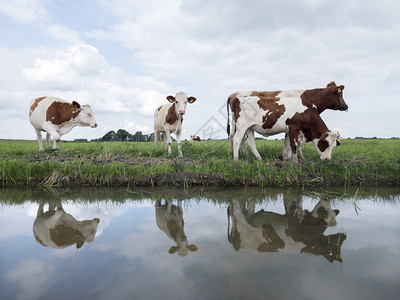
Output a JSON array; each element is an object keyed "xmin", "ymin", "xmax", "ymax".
[
  {"xmin": 36, "ymin": 202, "xmax": 44, "ymax": 217},
  {"xmin": 34, "ymin": 129, "xmax": 44, "ymax": 151},
  {"xmin": 176, "ymin": 128, "xmax": 183, "ymax": 158},
  {"xmin": 240, "ymin": 136, "xmax": 248, "ymax": 156},
  {"xmin": 46, "ymin": 132, "xmax": 51, "ymax": 150},
  {"xmin": 288, "ymin": 128, "xmax": 300, "ymax": 162},
  {"xmin": 297, "ymin": 131, "xmax": 305, "ymax": 159},
  {"xmin": 42, "ymin": 122, "xmax": 61, "ymax": 150},
  {"xmin": 282, "ymin": 133, "xmax": 292, "ymax": 160},
  {"xmin": 154, "ymin": 130, "xmax": 159, "ymax": 148},
  {"xmin": 245, "ymin": 129, "xmax": 262, "ymax": 160},
  {"xmin": 165, "ymin": 130, "xmax": 172, "ymax": 156},
  {"xmin": 232, "ymin": 129, "xmax": 246, "ymax": 160}
]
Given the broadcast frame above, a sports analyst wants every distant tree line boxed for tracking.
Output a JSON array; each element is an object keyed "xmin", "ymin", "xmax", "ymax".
[{"xmin": 90, "ymin": 129, "xmax": 155, "ymax": 142}]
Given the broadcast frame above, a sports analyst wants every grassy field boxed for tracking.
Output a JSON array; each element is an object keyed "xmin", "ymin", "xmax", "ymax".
[{"xmin": 0, "ymin": 138, "xmax": 399, "ymax": 187}]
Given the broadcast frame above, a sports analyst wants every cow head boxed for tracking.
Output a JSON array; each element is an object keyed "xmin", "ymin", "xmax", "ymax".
[
  {"xmin": 314, "ymin": 130, "xmax": 340, "ymax": 161},
  {"xmin": 166, "ymin": 92, "xmax": 196, "ymax": 116},
  {"xmin": 311, "ymin": 199, "xmax": 340, "ymax": 227},
  {"xmin": 73, "ymin": 102, "xmax": 98, "ymax": 128},
  {"xmin": 325, "ymin": 82, "xmax": 348, "ymax": 111}
]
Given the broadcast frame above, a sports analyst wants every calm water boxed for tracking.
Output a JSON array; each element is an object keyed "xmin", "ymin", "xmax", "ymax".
[{"xmin": 0, "ymin": 187, "xmax": 399, "ymax": 300}]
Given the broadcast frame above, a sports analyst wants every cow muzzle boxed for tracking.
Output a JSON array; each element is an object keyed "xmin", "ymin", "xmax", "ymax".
[
  {"xmin": 179, "ymin": 110, "xmax": 185, "ymax": 115},
  {"xmin": 92, "ymin": 123, "xmax": 98, "ymax": 128}
]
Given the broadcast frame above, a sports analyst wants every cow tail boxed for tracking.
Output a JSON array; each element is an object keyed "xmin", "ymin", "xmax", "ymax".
[
  {"xmin": 227, "ymin": 205, "xmax": 231, "ymax": 242},
  {"xmin": 226, "ymin": 97, "xmax": 231, "ymax": 137}
]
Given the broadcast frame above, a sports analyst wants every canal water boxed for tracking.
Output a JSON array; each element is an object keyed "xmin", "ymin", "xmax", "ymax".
[{"xmin": 0, "ymin": 187, "xmax": 399, "ymax": 300}]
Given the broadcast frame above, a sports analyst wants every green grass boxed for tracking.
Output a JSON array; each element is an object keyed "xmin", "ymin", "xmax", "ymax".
[{"xmin": 0, "ymin": 138, "xmax": 399, "ymax": 187}]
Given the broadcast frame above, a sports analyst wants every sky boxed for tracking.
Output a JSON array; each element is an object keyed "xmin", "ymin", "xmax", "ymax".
[{"xmin": 0, "ymin": 0, "xmax": 399, "ymax": 141}]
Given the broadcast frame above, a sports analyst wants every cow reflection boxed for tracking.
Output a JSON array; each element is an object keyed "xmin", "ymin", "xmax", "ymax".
[
  {"xmin": 155, "ymin": 199, "xmax": 198, "ymax": 256},
  {"xmin": 227, "ymin": 198, "xmax": 346, "ymax": 262},
  {"xmin": 33, "ymin": 202, "xmax": 100, "ymax": 249}
]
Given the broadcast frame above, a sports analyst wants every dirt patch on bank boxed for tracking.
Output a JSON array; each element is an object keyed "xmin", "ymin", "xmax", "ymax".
[{"xmin": 23, "ymin": 153, "xmax": 234, "ymax": 187}]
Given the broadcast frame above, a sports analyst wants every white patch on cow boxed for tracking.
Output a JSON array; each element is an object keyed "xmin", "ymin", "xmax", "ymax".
[
  {"xmin": 277, "ymin": 89, "xmax": 305, "ymax": 98},
  {"xmin": 236, "ymin": 91, "xmax": 253, "ymax": 97}
]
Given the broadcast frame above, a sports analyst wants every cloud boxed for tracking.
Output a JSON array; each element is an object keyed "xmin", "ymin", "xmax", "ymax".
[
  {"xmin": 1, "ymin": 0, "xmax": 400, "ymax": 140},
  {"xmin": 23, "ymin": 45, "xmax": 107, "ymax": 91},
  {"xmin": 0, "ymin": 0, "xmax": 48, "ymax": 25},
  {"xmin": 5, "ymin": 259, "xmax": 55, "ymax": 300}
]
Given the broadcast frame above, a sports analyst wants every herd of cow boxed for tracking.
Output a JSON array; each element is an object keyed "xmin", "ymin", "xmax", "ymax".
[{"xmin": 29, "ymin": 81, "xmax": 348, "ymax": 161}]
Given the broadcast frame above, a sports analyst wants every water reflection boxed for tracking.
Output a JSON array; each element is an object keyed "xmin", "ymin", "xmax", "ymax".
[
  {"xmin": 155, "ymin": 199, "xmax": 198, "ymax": 256},
  {"xmin": 1, "ymin": 187, "xmax": 399, "ymax": 300},
  {"xmin": 33, "ymin": 202, "xmax": 100, "ymax": 249},
  {"xmin": 227, "ymin": 197, "xmax": 346, "ymax": 262}
]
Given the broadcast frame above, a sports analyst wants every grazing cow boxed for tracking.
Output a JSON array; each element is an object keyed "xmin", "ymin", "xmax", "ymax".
[
  {"xmin": 154, "ymin": 92, "xmax": 196, "ymax": 157},
  {"xmin": 29, "ymin": 97, "xmax": 98, "ymax": 151},
  {"xmin": 155, "ymin": 199, "xmax": 198, "ymax": 256},
  {"xmin": 227, "ymin": 198, "xmax": 346, "ymax": 262},
  {"xmin": 190, "ymin": 135, "xmax": 201, "ymax": 142},
  {"xmin": 227, "ymin": 82, "xmax": 347, "ymax": 161},
  {"xmin": 33, "ymin": 202, "xmax": 100, "ymax": 249}
]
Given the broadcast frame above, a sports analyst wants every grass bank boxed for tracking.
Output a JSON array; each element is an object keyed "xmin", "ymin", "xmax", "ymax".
[{"xmin": 0, "ymin": 139, "xmax": 399, "ymax": 187}]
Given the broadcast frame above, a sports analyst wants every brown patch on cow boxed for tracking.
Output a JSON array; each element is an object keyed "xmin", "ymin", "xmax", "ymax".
[
  {"xmin": 257, "ymin": 97, "xmax": 286, "ymax": 129},
  {"xmin": 286, "ymin": 108, "xmax": 330, "ymax": 155},
  {"xmin": 157, "ymin": 106, "xmax": 162, "ymax": 112},
  {"xmin": 287, "ymin": 109, "xmax": 328, "ymax": 142},
  {"xmin": 317, "ymin": 133, "xmax": 330, "ymax": 152},
  {"xmin": 300, "ymin": 82, "xmax": 347, "ymax": 113},
  {"xmin": 29, "ymin": 97, "xmax": 47, "ymax": 116},
  {"xmin": 50, "ymin": 224, "xmax": 84, "ymax": 248},
  {"xmin": 46, "ymin": 101, "xmax": 81, "ymax": 125},
  {"xmin": 166, "ymin": 103, "xmax": 178, "ymax": 125},
  {"xmin": 227, "ymin": 94, "xmax": 242, "ymax": 122},
  {"xmin": 258, "ymin": 224, "xmax": 285, "ymax": 252},
  {"xmin": 251, "ymin": 91, "xmax": 281, "ymax": 98}
]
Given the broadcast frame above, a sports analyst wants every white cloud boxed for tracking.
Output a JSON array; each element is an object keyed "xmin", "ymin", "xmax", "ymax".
[
  {"xmin": 46, "ymin": 23, "xmax": 84, "ymax": 45},
  {"xmin": 5, "ymin": 259, "xmax": 55, "ymax": 300},
  {"xmin": 120, "ymin": 120, "xmax": 151, "ymax": 133},
  {"xmin": 0, "ymin": 0, "xmax": 48, "ymax": 25},
  {"xmin": 1, "ymin": 0, "xmax": 400, "ymax": 140}
]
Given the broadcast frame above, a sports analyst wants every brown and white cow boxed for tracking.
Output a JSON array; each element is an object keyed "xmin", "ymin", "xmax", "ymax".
[
  {"xmin": 227, "ymin": 198, "xmax": 346, "ymax": 262},
  {"xmin": 155, "ymin": 199, "xmax": 198, "ymax": 256},
  {"xmin": 154, "ymin": 92, "xmax": 196, "ymax": 157},
  {"xmin": 227, "ymin": 83, "xmax": 345, "ymax": 161},
  {"xmin": 29, "ymin": 97, "xmax": 98, "ymax": 151},
  {"xmin": 33, "ymin": 202, "xmax": 100, "ymax": 249}
]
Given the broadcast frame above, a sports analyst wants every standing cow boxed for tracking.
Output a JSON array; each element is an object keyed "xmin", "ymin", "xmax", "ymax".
[
  {"xmin": 227, "ymin": 82, "xmax": 345, "ymax": 161},
  {"xmin": 29, "ymin": 97, "xmax": 98, "ymax": 151},
  {"xmin": 154, "ymin": 92, "xmax": 196, "ymax": 157},
  {"xmin": 33, "ymin": 202, "xmax": 100, "ymax": 249}
]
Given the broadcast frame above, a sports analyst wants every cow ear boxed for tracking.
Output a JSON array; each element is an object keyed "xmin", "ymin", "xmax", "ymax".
[
  {"xmin": 188, "ymin": 97, "xmax": 196, "ymax": 104},
  {"xmin": 76, "ymin": 241, "xmax": 84, "ymax": 249},
  {"xmin": 327, "ymin": 81, "xmax": 337, "ymax": 88},
  {"xmin": 169, "ymin": 246, "xmax": 178, "ymax": 254},
  {"xmin": 189, "ymin": 244, "xmax": 198, "ymax": 252},
  {"xmin": 166, "ymin": 96, "xmax": 175, "ymax": 103},
  {"xmin": 72, "ymin": 101, "xmax": 81, "ymax": 109}
]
